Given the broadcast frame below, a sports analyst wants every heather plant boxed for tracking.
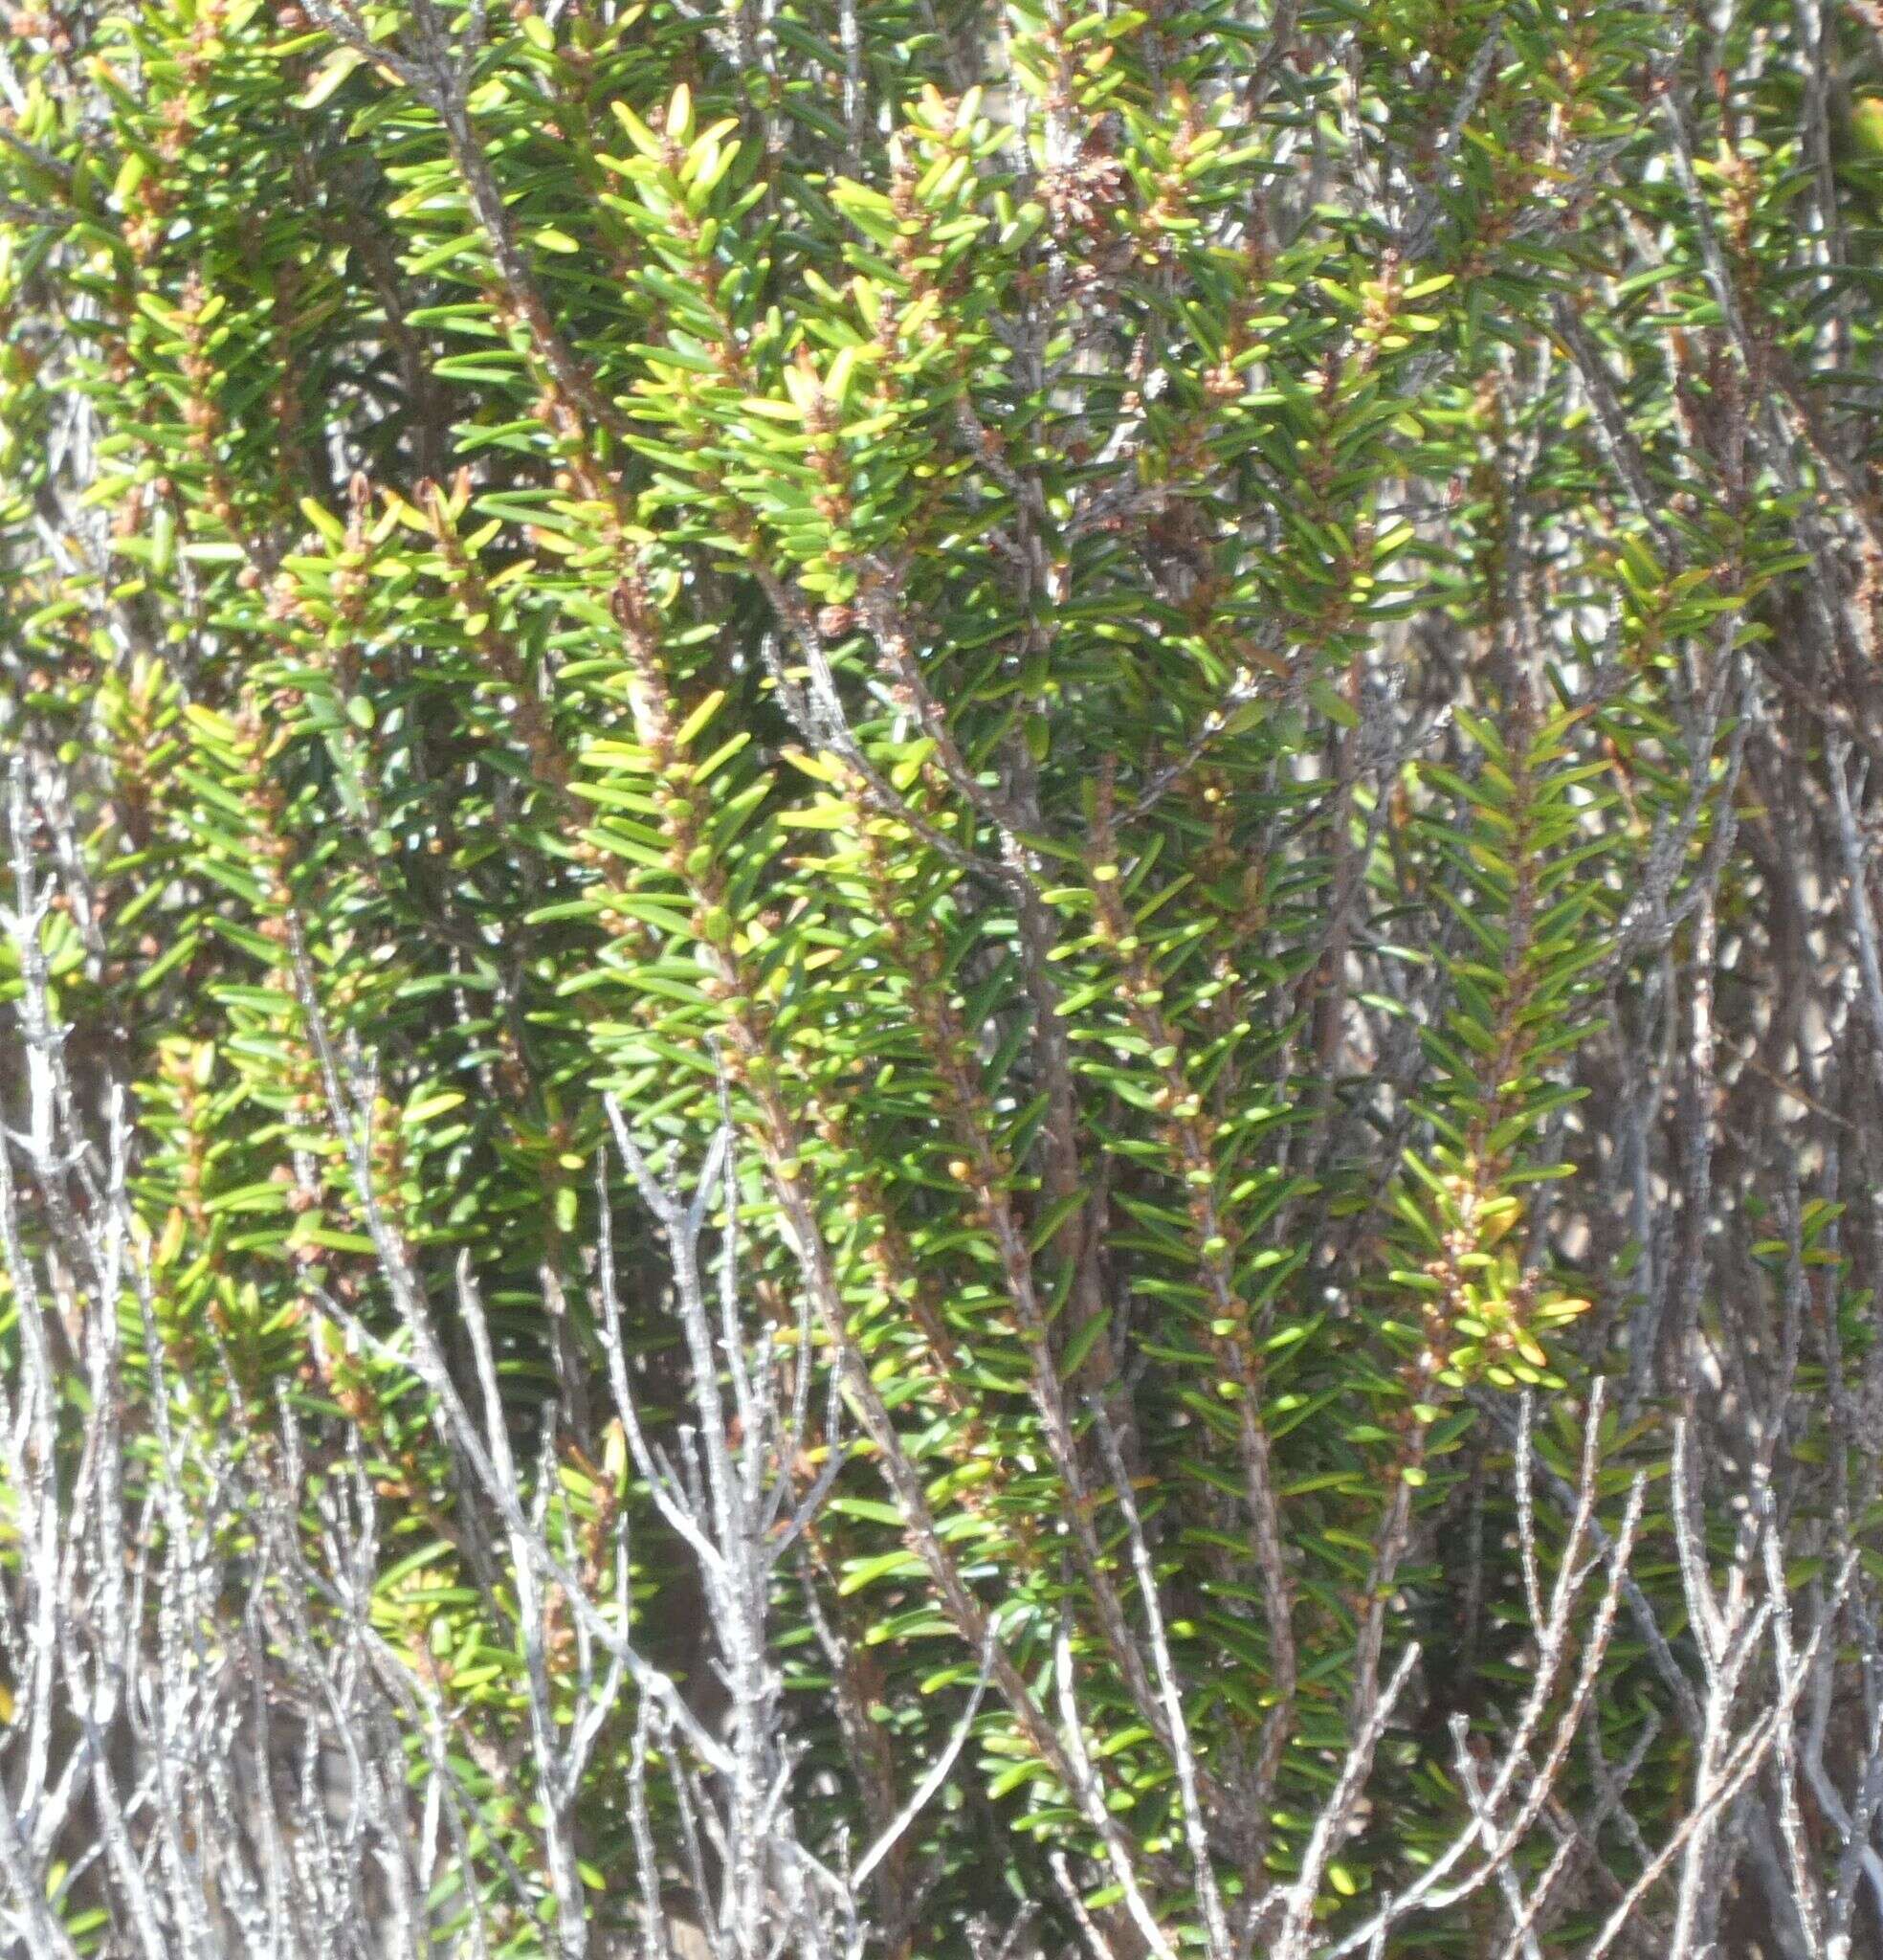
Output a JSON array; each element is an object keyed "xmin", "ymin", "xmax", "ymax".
[{"xmin": 2, "ymin": 0, "xmax": 1882, "ymax": 1954}]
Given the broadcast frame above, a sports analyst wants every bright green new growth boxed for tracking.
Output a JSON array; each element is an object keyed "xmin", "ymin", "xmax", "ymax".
[{"xmin": 3, "ymin": 0, "xmax": 1882, "ymax": 1952}]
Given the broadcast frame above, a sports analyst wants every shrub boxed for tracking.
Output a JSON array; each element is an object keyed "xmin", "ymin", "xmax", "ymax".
[{"xmin": 1, "ymin": 0, "xmax": 1881, "ymax": 1954}]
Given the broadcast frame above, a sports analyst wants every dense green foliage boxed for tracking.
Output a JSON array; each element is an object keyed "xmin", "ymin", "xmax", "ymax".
[{"xmin": 3, "ymin": 0, "xmax": 1883, "ymax": 1952}]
